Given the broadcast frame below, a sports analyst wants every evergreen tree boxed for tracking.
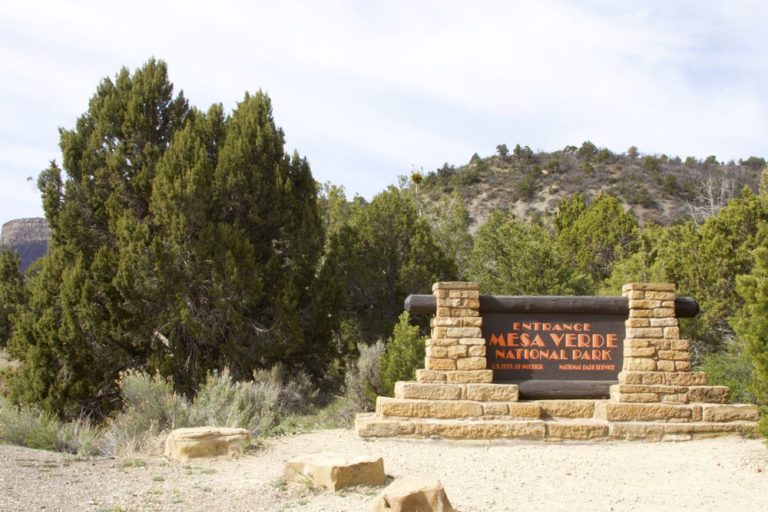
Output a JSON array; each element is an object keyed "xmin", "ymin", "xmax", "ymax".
[
  {"xmin": 149, "ymin": 94, "xmax": 325, "ymax": 390},
  {"xmin": 467, "ymin": 210, "xmax": 593, "ymax": 295},
  {"xmin": 0, "ymin": 249, "xmax": 25, "ymax": 348},
  {"xmin": 732, "ymin": 243, "xmax": 768, "ymax": 403},
  {"xmin": 321, "ymin": 187, "xmax": 456, "ymax": 344},
  {"xmin": 555, "ymin": 193, "xmax": 639, "ymax": 284},
  {"xmin": 424, "ymin": 191, "xmax": 473, "ymax": 277},
  {"xmin": 8, "ymin": 60, "xmax": 189, "ymax": 418}
]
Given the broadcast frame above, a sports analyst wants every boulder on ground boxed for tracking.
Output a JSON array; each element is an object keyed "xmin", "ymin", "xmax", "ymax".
[
  {"xmin": 369, "ymin": 475, "xmax": 454, "ymax": 512},
  {"xmin": 284, "ymin": 453, "xmax": 386, "ymax": 491},
  {"xmin": 164, "ymin": 427, "xmax": 250, "ymax": 461}
]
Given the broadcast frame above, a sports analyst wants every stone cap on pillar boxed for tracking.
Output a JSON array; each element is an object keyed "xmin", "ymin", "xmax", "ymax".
[{"xmin": 433, "ymin": 282, "xmax": 480, "ymax": 293}]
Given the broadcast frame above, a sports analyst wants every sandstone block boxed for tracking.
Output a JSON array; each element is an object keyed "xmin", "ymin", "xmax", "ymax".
[
  {"xmin": 430, "ymin": 327, "xmax": 448, "ymax": 339},
  {"xmin": 507, "ymin": 402, "xmax": 542, "ymax": 419},
  {"xmin": 446, "ymin": 327, "xmax": 481, "ymax": 338},
  {"xmin": 626, "ymin": 318, "xmax": 651, "ymax": 328},
  {"xmin": 546, "ymin": 423, "xmax": 609, "ymax": 440},
  {"xmin": 670, "ymin": 339, "xmax": 691, "ymax": 351},
  {"xmin": 377, "ymin": 398, "xmax": 483, "ymax": 419},
  {"xmin": 433, "ymin": 281, "xmax": 479, "ymax": 292},
  {"xmin": 609, "ymin": 422, "xmax": 665, "ymax": 441},
  {"xmin": 426, "ymin": 346, "xmax": 448, "ymax": 358},
  {"xmin": 447, "ymin": 345, "xmax": 468, "ymax": 358},
  {"xmin": 645, "ymin": 291, "xmax": 676, "ymax": 301},
  {"xmin": 622, "ymin": 283, "xmax": 676, "ymax": 292},
  {"xmin": 395, "ymin": 382, "xmax": 463, "ymax": 401},
  {"xmin": 623, "ymin": 357, "xmax": 657, "ymax": 371},
  {"xmin": 164, "ymin": 427, "xmax": 250, "ymax": 461},
  {"xmin": 458, "ymin": 337, "xmax": 485, "ymax": 345},
  {"xmin": 656, "ymin": 360, "xmax": 676, "ymax": 372},
  {"xmin": 687, "ymin": 386, "xmax": 729, "ymax": 404},
  {"xmin": 629, "ymin": 300, "xmax": 662, "ymax": 310},
  {"xmin": 428, "ymin": 338, "xmax": 458, "ymax": 347},
  {"xmin": 445, "ymin": 370, "xmax": 493, "ymax": 383},
  {"xmin": 675, "ymin": 361, "xmax": 691, "ymax": 371},
  {"xmin": 436, "ymin": 307, "xmax": 452, "ymax": 317},
  {"xmin": 461, "ymin": 317, "xmax": 483, "ymax": 327},
  {"xmin": 664, "ymin": 327, "xmax": 680, "ymax": 339},
  {"xmin": 660, "ymin": 394, "xmax": 690, "ymax": 405},
  {"xmin": 619, "ymin": 371, "xmax": 662, "ymax": 385},
  {"xmin": 624, "ymin": 339, "xmax": 651, "ymax": 348},
  {"xmin": 416, "ymin": 370, "xmax": 446, "ymax": 383},
  {"xmin": 611, "ymin": 391, "xmax": 660, "ymax": 403},
  {"xmin": 414, "ymin": 419, "xmax": 546, "ymax": 439},
  {"xmin": 425, "ymin": 357, "xmax": 456, "ymax": 371},
  {"xmin": 619, "ymin": 371, "xmax": 707, "ymax": 386},
  {"xmin": 355, "ymin": 414, "xmax": 417, "ymax": 437},
  {"xmin": 650, "ymin": 318, "xmax": 679, "ymax": 327},
  {"xmin": 653, "ymin": 308, "xmax": 676, "ymax": 318},
  {"xmin": 539, "ymin": 400, "xmax": 596, "ymax": 419},
  {"xmin": 285, "ymin": 453, "xmax": 386, "ymax": 491},
  {"xmin": 612, "ymin": 384, "xmax": 687, "ymax": 394},
  {"xmin": 658, "ymin": 350, "xmax": 690, "ymax": 361},
  {"xmin": 468, "ymin": 345, "xmax": 486, "ymax": 357},
  {"xmin": 466, "ymin": 383, "xmax": 519, "ymax": 402},
  {"xmin": 464, "ymin": 298, "xmax": 480, "ymax": 309},
  {"xmin": 369, "ymin": 476, "xmax": 454, "ymax": 512},
  {"xmin": 456, "ymin": 357, "xmax": 486, "ymax": 370},
  {"xmin": 661, "ymin": 301, "xmax": 676, "ymax": 308},
  {"xmin": 624, "ymin": 346, "xmax": 656, "ymax": 358},
  {"xmin": 596, "ymin": 403, "xmax": 697, "ymax": 422},
  {"xmin": 482, "ymin": 403, "xmax": 509, "ymax": 416},
  {"xmin": 453, "ymin": 308, "xmax": 479, "ymax": 317},
  {"xmin": 625, "ymin": 327, "xmax": 664, "ymax": 339},
  {"xmin": 435, "ymin": 290, "xmax": 449, "ymax": 299},
  {"xmin": 433, "ymin": 318, "xmax": 462, "ymax": 327},
  {"xmin": 701, "ymin": 404, "xmax": 760, "ymax": 422},
  {"xmin": 625, "ymin": 290, "xmax": 646, "ymax": 299}
]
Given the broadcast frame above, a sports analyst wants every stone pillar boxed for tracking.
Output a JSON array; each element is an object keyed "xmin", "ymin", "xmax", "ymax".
[
  {"xmin": 415, "ymin": 282, "xmax": 493, "ymax": 384},
  {"xmin": 611, "ymin": 282, "xmax": 727, "ymax": 404},
  {"xmin": 621, "ymin": 282, "xmax": 690, "ymax": 373}
]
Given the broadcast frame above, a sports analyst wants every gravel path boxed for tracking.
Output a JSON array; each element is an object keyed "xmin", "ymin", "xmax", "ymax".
[{"xmin": 1, "ymin": 429, "xmax": 766, "ymax": 511}]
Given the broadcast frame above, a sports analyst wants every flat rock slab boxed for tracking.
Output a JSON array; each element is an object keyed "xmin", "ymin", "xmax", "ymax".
[
  {"xmin": 370, "ymin": 475, "xmax": 454, "ymax": 512},
  {"xmin": 285, "ymin": 453, "xmax": 386, "ymax": 491},
  {"xmin": 164, "ymin": 427, "xmax": 250, "ymax": 461}
]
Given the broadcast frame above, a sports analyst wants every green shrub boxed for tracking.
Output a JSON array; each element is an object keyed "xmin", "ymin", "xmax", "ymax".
[
  {"xmin": 0, "ymin": 396, "xmax": 100, "ymax": 456},
  {"xmin": 380, "ymin": 312, "xmax": 426, "ymax": 397},
  {"xmin": 698, "ymin": 348, "xmax": 756, "ymax": 404},
  {"xmin": 100, "ymin": 371, "xmax": 190, "ymax": 456},
  {"xmin": 758, "ymin": 407, "xmax": 768, "ymax": 439},
  {"xmin": 344, "ymin": 341, "xmax": 385, "ymax": 412},
  {"xmin": 189, "ymin": 365, "xmax": 317, "ymax": 436}
]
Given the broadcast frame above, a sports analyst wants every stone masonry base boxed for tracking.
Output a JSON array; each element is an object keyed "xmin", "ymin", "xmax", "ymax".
[{"xmin": 355, "ymin": 394, "xmax": 760, "ymax": 442}]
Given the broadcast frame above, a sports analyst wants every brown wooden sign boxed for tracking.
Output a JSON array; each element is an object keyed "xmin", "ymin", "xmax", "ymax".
[{"xmin": 483, "ymin": 312, "xmax": 624, "ymax": 382}]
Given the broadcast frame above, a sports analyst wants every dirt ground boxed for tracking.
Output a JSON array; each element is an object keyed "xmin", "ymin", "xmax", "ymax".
[{"xmin": 1, "ymin": 429, "xmax": 766, "ymax": 512}]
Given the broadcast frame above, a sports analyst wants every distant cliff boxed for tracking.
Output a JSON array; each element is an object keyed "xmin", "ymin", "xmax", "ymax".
[{"xmin": 1, "ymin": 218, "xmax": 49, "ymax": 272}]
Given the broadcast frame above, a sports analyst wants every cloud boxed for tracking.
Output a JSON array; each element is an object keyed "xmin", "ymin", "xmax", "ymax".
[{"xmin": 0, "ymin": 0, "xmax": 766, "ymax": 225}]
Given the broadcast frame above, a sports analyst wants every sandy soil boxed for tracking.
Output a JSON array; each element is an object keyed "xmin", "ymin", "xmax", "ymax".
[{"xmin": 1, "ymin": 429, "xmax": 766, "ymax": 512}]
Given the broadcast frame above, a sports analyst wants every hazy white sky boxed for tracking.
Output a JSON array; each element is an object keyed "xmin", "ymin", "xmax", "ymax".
[{"xmin": 1, "ymin": 0, "xmax": 767, "ymax": 226}]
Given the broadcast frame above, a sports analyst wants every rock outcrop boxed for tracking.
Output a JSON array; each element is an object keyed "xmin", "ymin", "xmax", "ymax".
[
  {"xmin": 284, "ymin": 453, "xmax": 386, "ymax": 491},
  {"xmin": 164, "ymin": 427, "xmax": 251, "ymax": 461},
  {"xmin": 0, "ymin": 218, "xmax": 49, "ymax": 271},
  {"xmin": 369, "ymin": 476, "xmax": 454, "ymax": 512}
]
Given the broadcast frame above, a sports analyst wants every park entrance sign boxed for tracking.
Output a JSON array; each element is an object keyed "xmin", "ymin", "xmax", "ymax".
[
  {"xmin": 484, "ymin": 313, "xmax": 623, "ymax": 385},
  {"xmin": 356, "ymin": 282, "xmax": 760, "ymax": 441},
  {"xmin": 403, "ymin": 291, "xmax": 698, "ymax": 398}
]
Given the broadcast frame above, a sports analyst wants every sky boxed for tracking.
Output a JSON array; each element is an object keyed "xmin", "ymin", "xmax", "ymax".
[{"xmin": 2, "ymin": 0, "xmax": 767, "ymax": 227}]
